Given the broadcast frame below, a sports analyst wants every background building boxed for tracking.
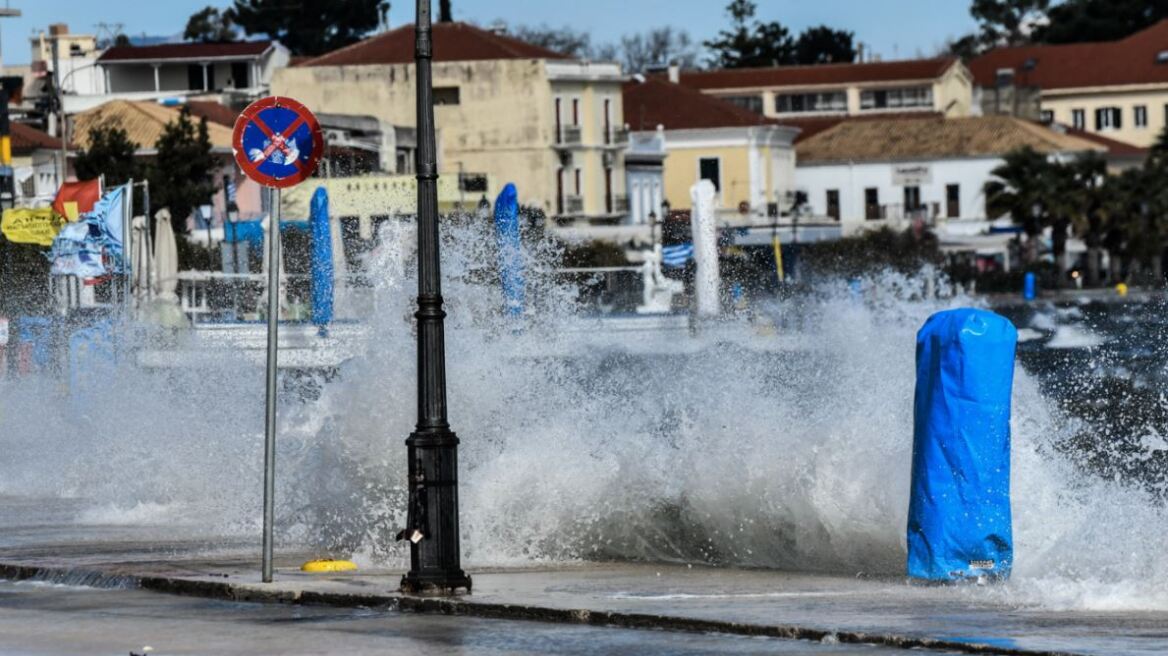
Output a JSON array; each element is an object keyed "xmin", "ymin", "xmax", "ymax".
[
  {"xmin": 274, "ymin": 22, "xmax": 627, "ymax": 223},
  {"xmin": 671, "ymin": 58, "xmax": 974, "ymax": 120},
  {"xmin": 970, "ymin": 20, "xmax": 1168, "ymax": 147}
]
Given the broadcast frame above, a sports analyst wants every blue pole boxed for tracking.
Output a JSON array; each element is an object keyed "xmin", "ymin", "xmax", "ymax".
[
  {"xmin": 907, "ymin": 308, "xmax": 1017, "ymax": 582},
  {"xmin": 309, "ymin": 186, "xmax": 334, "ymax": 333},
  {"xmin": 493, "ymin": 183, "xmax": 525, "ymax": 321},
  {"xmin": 1023, "ymin": 271, "xmax": 1036, "ymax": 300}
]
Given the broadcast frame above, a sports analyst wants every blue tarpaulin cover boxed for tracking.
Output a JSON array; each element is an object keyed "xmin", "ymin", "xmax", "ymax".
[{"xmin": 908, "ymin": 308, "xmax": 1017, "ymax": 582}]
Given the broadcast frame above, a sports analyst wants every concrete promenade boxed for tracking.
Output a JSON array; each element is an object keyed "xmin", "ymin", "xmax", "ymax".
[{"xmin": 1, "ymin": 534, "xmax": 1164, "ymax": 656}]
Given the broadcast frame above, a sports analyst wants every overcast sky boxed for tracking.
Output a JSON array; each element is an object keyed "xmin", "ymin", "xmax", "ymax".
[{"xmin": 2, "ymin": 0, "xmax": 979, "ymax": 66}]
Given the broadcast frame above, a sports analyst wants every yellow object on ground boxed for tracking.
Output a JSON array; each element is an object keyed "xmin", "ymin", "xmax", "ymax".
[
  {"xmin": 300, "ymin": 559, "xmax": 358, "ymax": 573},
  {"xmin": 1116, "ymin": 282, "xmax": 1129, "ymax": 297}
]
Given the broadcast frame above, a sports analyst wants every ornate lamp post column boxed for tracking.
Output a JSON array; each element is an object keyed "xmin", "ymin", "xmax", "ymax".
[{"xmin": 398, "ymin": 0, "xmax": 471, "ymax": 595}]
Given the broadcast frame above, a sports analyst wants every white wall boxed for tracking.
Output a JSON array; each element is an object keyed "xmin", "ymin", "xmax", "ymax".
[{"xmin": 795, "ymin": 157, "xmax": 1001, "ymax": 235}]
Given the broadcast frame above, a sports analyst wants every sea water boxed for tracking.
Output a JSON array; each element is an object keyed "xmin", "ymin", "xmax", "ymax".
[{"xmin": 0, "ymin": 218, "xmax": 1165, "ymax": 612}]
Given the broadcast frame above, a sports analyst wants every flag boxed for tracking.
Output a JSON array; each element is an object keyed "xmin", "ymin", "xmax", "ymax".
[
  {"xmin": 661, "ymin": 243, "xmax": 693, "ymax": 268},
  {"xmin": 51, "ymin": 179, "xmax": 102, "ymax": 221}
]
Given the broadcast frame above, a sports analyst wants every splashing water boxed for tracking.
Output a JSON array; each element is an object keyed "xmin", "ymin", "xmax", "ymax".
[{"xmin": 1, "ymin": 217, "xmax": 1165, "ymax": 612}]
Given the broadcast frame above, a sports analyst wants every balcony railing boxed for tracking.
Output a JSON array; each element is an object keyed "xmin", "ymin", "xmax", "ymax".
[
  {"xmin": 610, "ymin": 195, "xmax": 628, "ymax": 214},
  {"xmin": 605, "ymin": 126, "xmax": 629, "ymax": 146},
  {"xmin": 564, "ymin": 195, "xmax": 584, "ymax": 214},
  {"xmin": 559, "ymin": 125, "xmax": 582, "ymax": 145}
]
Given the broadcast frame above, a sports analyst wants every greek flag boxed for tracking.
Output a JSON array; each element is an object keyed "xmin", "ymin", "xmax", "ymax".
[
  {"xmin": 662, "ymin": 242, "xmax": 693, "ymax": 268},
  {"xmin": 226, "ymin": 178, "xmax": 237, "ymax": 204}
]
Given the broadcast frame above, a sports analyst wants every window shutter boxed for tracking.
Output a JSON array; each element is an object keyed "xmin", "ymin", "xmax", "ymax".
[
  {"xmin": 1114, "ymin": 107, "xmax": 1122, "ymax": 129},
  {"xmin": 1095, "ymin": 108, "xmax": 1104, "ymax": 130}
]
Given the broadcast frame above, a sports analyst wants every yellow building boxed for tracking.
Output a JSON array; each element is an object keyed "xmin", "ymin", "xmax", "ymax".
[
  {"xmin": 669, "ymin": 58, "xmax": 973, "ymax": 121},
  {"xmin": 273, "ymin": 22, "xmax": 628, "ymax": 223},
  {"xmin": 623, "ymin": 77, "xmax": 799, "ymax": 225},
  {"xmin": 971, "ymin": 21, "xmax": 1168, "ymax": 148}
]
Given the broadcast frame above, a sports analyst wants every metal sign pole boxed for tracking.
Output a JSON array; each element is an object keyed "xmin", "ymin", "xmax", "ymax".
[{"xmin": 262, "ymin": 185, "xmax": 280, "ymax": 583}]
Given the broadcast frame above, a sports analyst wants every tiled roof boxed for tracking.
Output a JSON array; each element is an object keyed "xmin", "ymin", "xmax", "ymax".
[
  {"xmin": 299, "ymin": 22, "xmax": 571, "ymax": 67},
  {"xmin": 623, "ymin": 77, "xmax": 777, "ymax": 131},
  {"xmin": 969, "ymin": 20, "xmax": 1168, "ymax": 89},
  {"xmin": 796, "ymin": 115, "xmax": 1105, "ymax": 164},
  {"xmin": 72, "ymin": 100, "xmax": 234, "ymax": 151},
  {"xmin": 778, "ymin": 112, "xmax": 944, "ymax": 143},
  {"xmin": 11, "ymin": 121, "xmax": 61, "ymax": 154},
  {"xmin": 677, "ymin": 58, "xmax": 959, "ymax": 91},
  {"xmin": 186, "ymin": 100, "xmax": 238, "ymax": 128},
  {"xmin": 98, "ymin": 41, "xmax": 272, "ymax": 63},
  {"xmin": 1061, "ymin": 125, "xmax": 1148, "ymax": 158}
]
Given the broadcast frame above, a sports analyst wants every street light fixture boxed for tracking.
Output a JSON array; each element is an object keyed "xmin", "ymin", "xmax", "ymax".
[{"xmin": 397, "ymin": 0, "xmax": 471, "ymax": 595}]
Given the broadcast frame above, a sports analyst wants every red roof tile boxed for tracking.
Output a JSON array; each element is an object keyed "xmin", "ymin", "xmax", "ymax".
[
  {"xmin": 677, "ymin": 58, "xmax": 959, "ymax": 91},
  {"xmin": 11, "ymin": 121, "xmax": 61, "ymax": 154},
  {"xmin": 98, "ymin": 41, "xmax": 273, "ymax": 63},
  {"xmin": 623, "ymin": 77, "xmax": 777, "ymax": 131},
  {"xmin": 778, "ymin": 112, "xmax": 944, "ymax": 143},
  {"xmin": 185, "ymin": 100, "xmax": 237, "ymax": 128},
  {"xmin": 300, "ymin": 22, "xmax": 571, "ymax": 67},
  {"xmin": 1060, "ymin": 125, "xmax": 1148, "ymax": 158},
  {"xmin": 969, "ymin": 20, "xmax": 1168, "ymax": 89}
]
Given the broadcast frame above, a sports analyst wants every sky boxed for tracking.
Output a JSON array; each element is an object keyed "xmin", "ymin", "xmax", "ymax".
[{"xmin": 0, "ymin": 0, "xmax": 980, "ymax": 66}]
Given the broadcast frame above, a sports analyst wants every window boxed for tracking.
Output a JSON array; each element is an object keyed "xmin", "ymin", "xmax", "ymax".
[
  {"xmin": 1040, "ymin": 109, "xmax": 1054, "ymax": 123},
  {"xmin": 605, "ymin": 167, "xmax": 613, "ymax": 213},
  {"xmin": 995, "ymin": 68, "xmax": 1014, "ymax": 87},
  {"xmin": 860, "ymin": 86, "xmax": 933, "ymax": 110},
  {"xmin": 572, "ymin": 98, "xmax": 580, "ymax": 125},
  {"xmin": 1072, "ymin": 108, "xmax": 1085, "ymax": 130},
  {"xmin": 231, "ymin": 62, "xmax": 250, "ymax": 89},
  {"xmin": 725, "ymin": 95, "xmax": 764, "ymax": 114},
  {"xmin": 603, "ymin": 98, "xmax": 612, "ymax": 144},
  {"xmin": 554, "ymin": 97, "xmax": 562, "ymax": 143},
  {"xmin": 556, "ymin": 168, "xmax": 565, "ymax": 214},
  {"xmin": 574, "ymin": 168, "xmax": 581, "ymax": 196},
  {"xmin": 698, "ymin": 157, "xmax": 721, "ymax": 192},
  {"xmin": 864, "ymin": 188, "xmax": 881, "ymax": 220},
  {"xmin": 433, "ymin": 87, "xmax": 460, "ymax": 105},
  {"xmin": 826, "ymin": 189, "xmax": 840, "ymax": 221},
  {"xmin": 1135, "ymin": 105, "xmax": 1148, "ymax": 128},
  {"xmin": 776, "ymin": 91, "xmax": 846, "ymax": 114},
  {"xmin": 946, "ymin": 184, "xmax": 960, "ymax": 218},
  {"xmin": 187, "ymin": 64, "xmax": 211, "ymax": 91},
  {"xmin": 904, "ymin": 186, "xmax": 922, "ymax": 212},
  {"xmin": 1096, "ymin": 107, "xmax": 1122, "ymax": 130}
]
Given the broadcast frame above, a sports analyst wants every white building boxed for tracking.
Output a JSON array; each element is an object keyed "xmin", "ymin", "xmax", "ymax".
[{"xmin": 794, "ymin": 114, "xmax": 1109, "ymax": 255}]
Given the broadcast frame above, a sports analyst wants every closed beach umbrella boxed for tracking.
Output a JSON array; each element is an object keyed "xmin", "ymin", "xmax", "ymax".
[
  {"xmin": 153, "ymin": 209, "xmax": 179, "ymax": 302},
  {"xmin": 131, "ymin": 215, "xmax": 152, "ymax": 302}
]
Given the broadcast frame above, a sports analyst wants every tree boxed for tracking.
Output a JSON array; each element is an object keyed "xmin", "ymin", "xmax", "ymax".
[
  {"xmin": 506, "ymin": 23, "xmax": 594, "ymax": 58},
  {"xmin": 184, "ymin": 6, "xmax": 237, "ymax": 43},
  {"xmin": 148, "ymin": 107, "xmax": 217, "ymax": 237},
  {"xmin": 984, "ymin": 147, "xmax": 1054, "ymax": 265},
  {"xmin": 793, "ymin": 26, "xmax": 855, "ymax": 65},
  {"xmin": 619, "ymin": 27, "xmax": 699, "ymax": 73},
  {"xmin": 970, "ymin": 0, "xmax": 1051, "ymax": 47},
  {"xmin": 228, "ymin": 0, "xmax": 389, "ymax": 56},
  {"xmin": 73, "ymin": 120, "xmax": 138, "ymax": 187},
  {"xmin": 1033, "ymin": 0, "xmax": 1168, "ymax": 44},
  {"xmin": 704, "ymin": 0, "xmax": 795, "ymax": 68}
]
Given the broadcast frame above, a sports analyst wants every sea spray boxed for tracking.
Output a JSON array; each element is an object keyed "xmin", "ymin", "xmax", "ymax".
[{"xmin": 0, "ymin": 217, "xmax": 1165, "ymax": 611}]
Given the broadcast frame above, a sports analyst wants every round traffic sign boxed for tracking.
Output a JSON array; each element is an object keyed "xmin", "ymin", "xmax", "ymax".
[{"xmin": 232, "ymin": 96, "xmax": 324, "ymax": 189}]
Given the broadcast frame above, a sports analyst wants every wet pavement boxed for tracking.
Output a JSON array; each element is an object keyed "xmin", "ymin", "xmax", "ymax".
[
  {"xmin": 0, "ymin": 580, "xmax": 908, "ymax": 656},
  {"xmin": 1, "ymin": 499, "xmax": 1166, "ymax": 655}
]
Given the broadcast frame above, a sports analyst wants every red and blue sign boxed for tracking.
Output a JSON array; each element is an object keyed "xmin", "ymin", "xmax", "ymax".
[{"xmin": 232, "ymin": 96, "xmax": 323, "ymax": 189}]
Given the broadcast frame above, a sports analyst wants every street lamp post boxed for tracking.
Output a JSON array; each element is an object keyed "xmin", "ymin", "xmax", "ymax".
[{"xmin": 398, "ymin": 0, "xmax": 471, "ymax": 595}]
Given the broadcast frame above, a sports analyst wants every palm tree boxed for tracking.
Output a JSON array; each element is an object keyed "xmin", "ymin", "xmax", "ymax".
[
  {"xmin": 985, "ymin": 147, "xmax": 1056, "ymax": 266},
  {"xmin": 1063, "ymin": 152, "xmax": 1108, "ymax": 287}
]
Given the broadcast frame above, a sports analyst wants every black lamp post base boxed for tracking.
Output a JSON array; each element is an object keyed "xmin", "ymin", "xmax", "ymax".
[{"xmin": 400, "ymin": 572, "xmax": 472, "ymax": 595}]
